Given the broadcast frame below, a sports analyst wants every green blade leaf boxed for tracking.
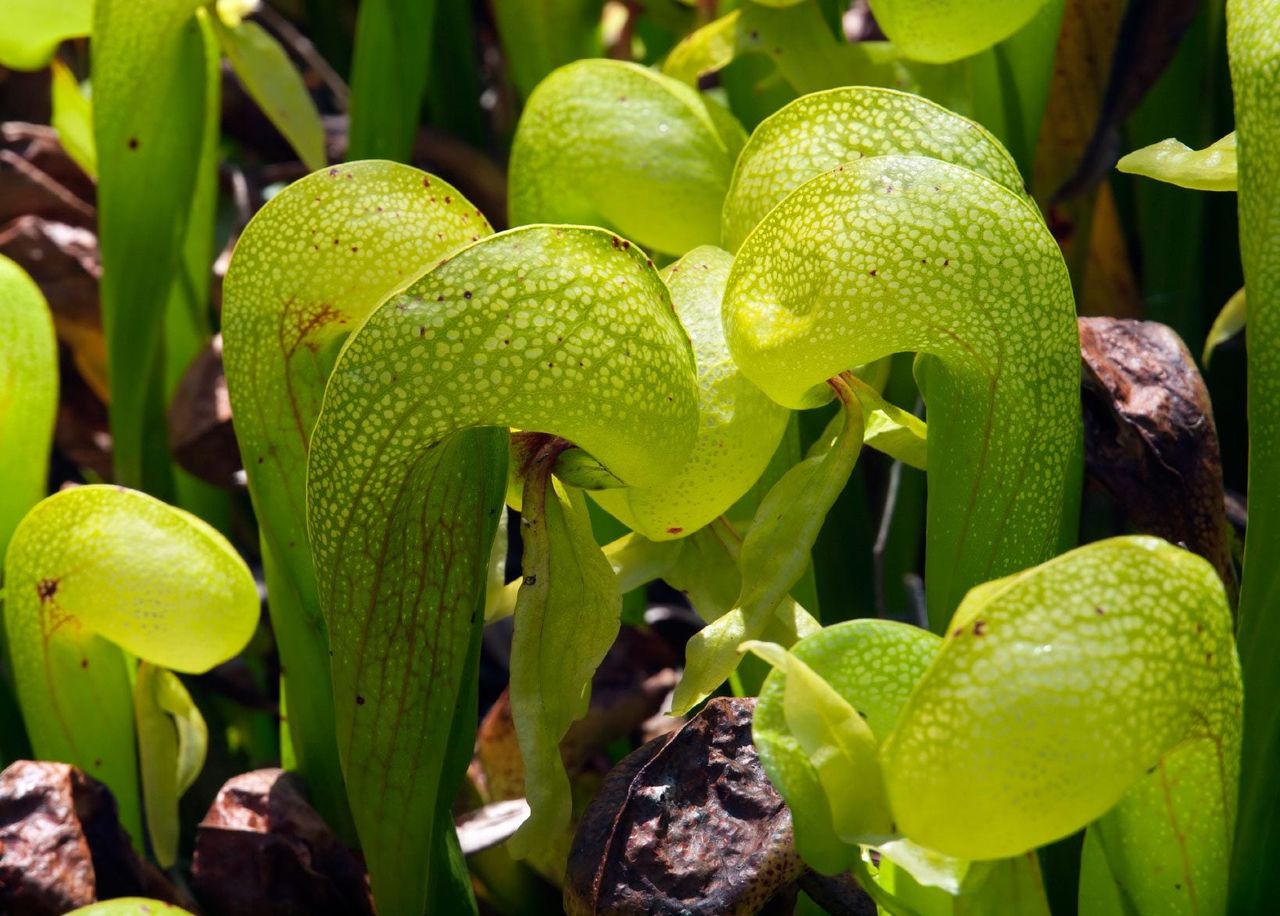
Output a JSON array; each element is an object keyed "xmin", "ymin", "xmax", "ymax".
[
  {"xmin": 0, "ymin": 0, "xmax": 90, "ymax": 69},
  {"xmin": 3, "ymin": 485, "xmax": 257, "ymax": 842},
  {"xmin": 212, "ymin": 16, "xmax": 326, "ymax": 172},
  {"xmin": 663, "ymin": 1, "xmax": 899, "ymax": 98},
  {"xmin": 0, "ymin": 256, "xmax": 57, "ymax": 559},
  {"xmin": 721, "ymin": 86, "xmax": 1027, "ymax": 252},
  {"xmin": 222, "ymin": 161, "xmax": 492, "ymax": 834},
  {"xmin": 509, "ymin": 481, "xmax": 620, "ymax": 855},
  {"xmin": 1226, "ymin": 2, "xmax": 1280, "ymax": 909},
  {"xmin": 883, "ymin": 537, "xmax": 1239, "ymax": 866},
  {"xmin": 306, "ymin": 225, "xmax": 698, "ymax": 911},
  {"xmin": 1117, "ymin": 131, "xmax": 1238, "ymax": 192},
  {"xmin": 509, "ymin": 60, "xmax": 746, "ymax": 256},
  {"xmin": 1203, "ymin": 286, "xmax": 1246, "ymax": 367},
  {"xmin": 50, "ymin": 61, "xmax": 97, "ymax": 179},
  {"xmin": 135, "ymin": 662, "xmax": 209, "ymax": 867},
  {"xmin": 590, "ymin": 246, "xmax": 789, "ymax": 539},
  {"xmin": 753, "ymin": 619, "xmax": 941, "ymax": 873},
  {"xmin": 92, "ymin": 0, "xmax": 210, "ymax": 492},
  {"xmin": 491, "ymin": 0, "xmax": 603, "ymax": 99},
  {"xmin": 347, "ymin": 0, "xmax": 436, "ymax": 161},
  {"xmin": 724, "ymin": 154, "xmax": 1080, "ymax": 628},
  {"xmin": 867, "ymin": 0, "xmax": 1051, "ymax": 64}
]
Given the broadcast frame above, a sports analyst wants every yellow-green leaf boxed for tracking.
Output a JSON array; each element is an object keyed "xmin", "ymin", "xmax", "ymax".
[
  {"xmin": 671, "ymin": 385, "xmax": 861, "ymax": 713},
  {"xmin": 50, "ymin": 61, "xmax": 97, "ymax": 179},
  {"xmin": 1117, "ymin": 131, "xmax": 1238, "ymax": 192},
  {"xmin": 0, "ymin": 0, "xmax": 90, "ymax": 69},
  {"xmin": 589, "ymin": 246, "xmax": 789, "ymax": 539},
  {"xmin": 135, "ymin": 662, "xmax": 208, "ymax": 867},
  {"xmin": 509, "ymin": 481, "xmax": 619, "ymax": 855},
  {"xmin": 753, "ymin": 619, "xmax": 940, "ymax": 873},
  {"xmin": 867, "ymin": 0, "xmax": 1050, "ymax": 64},
  {"xmin": 1225, "ymin": 3, "xmax": 1280, "ymax": 906},
  {"xmin": 212, "ymin": 16, "xmax": 327, "ymax": 172},
  {"xmin": 93, "ymin": 0, "xmax": 211, "ymax": 491},
  {"xmin": 1204, "ymin": 286, "xmax": 1246, "ymax": 367},
  {"xmin": 66, "ymin": 900, "xmax": 194, "ymax": 916},
  {"xmin": 509, "ymin": 60, "xmax": 745, "ymax": 255},
  {"xmin": 0, "ymin": 256, "xmax": 57, "ymax": 559},
  {"xmin": 744, "ymin": 640, "xmax": 893, "ymax": 843},
  {"xmin": 884, "ymin": 537, "xmax": 1239, "ymax": 868},
  {"xmin": 722, "ymin": 86, "xmax": 1027, "ymax": 252}
]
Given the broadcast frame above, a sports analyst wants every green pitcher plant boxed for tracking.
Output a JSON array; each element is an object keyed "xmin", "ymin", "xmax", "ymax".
[
  {"xmin": 213, "ymin": 51, "xmax": 1248, "ymax": 916},
  {"xmin": 748, "ymin": 536, "xmax": 1240, "ymax": 913},
  {"xmin": 3, "ymin": 485, "xmax": 258, "ymax": 863}
]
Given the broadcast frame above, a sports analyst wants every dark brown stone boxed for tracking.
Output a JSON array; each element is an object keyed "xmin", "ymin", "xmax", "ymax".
[
  {"xmin": 0, "ymin": 760, "xmax": 181, "ymax": 915},
  {"xmin": 190, "ymin": 768, "xmax": 373, "ymax": 916}
]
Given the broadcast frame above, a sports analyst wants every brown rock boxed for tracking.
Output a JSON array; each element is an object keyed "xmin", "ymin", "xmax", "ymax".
[
  {"xmin": 190, "ymin": 769, "xmax": 373, "ymax": 916},
  {"xmin": 565, "ymin": 697, "xmax": 804, "ymax": 916},
  {"xmin": 0, "ymin": 760, "xmax": 181, "ymax": 916}
]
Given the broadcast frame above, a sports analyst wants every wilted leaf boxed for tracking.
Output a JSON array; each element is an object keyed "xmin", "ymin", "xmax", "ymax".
[
  {"xmin": 565, "ymin": 697, "xmax": 805, "ymax": 916},
  {"xmin": 0, "ymin": 123, "xmax": 96, "ymax": 226},
  {"xmin": 1056, "ymin": 0, "xmax": 1207, "ymax": 198},
  {"xmin": 1080, "ymin": 316, "xmax": 1236, "ymax": 596}
]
